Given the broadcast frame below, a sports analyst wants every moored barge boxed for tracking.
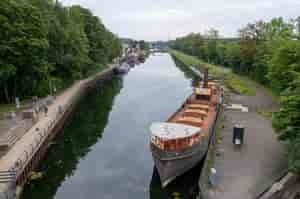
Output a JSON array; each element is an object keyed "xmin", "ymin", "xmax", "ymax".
[{"xmin": 150, "ymin": 71, "xmax": 222, "ymax": 187}]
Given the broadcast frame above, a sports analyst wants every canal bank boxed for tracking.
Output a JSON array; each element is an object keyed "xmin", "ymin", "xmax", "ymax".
[
  {"xmin": 22, "ymin": 53, "xmax": 205, "ymax": 199},
  {"xmin": 171, "ymin": 50, "xmax": 288, "ymax": 199},
  {"xmin": 0, "ymin": 65, "xmax": 116, "ymax": 199},
  {"xmin": 199, "ymin": 87, "xmax": 287, "ymax": 199}
]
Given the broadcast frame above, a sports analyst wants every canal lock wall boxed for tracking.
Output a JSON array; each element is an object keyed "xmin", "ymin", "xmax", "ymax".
[{"xmin": 0, "ymin": 67, "xmax": 115, "ymax": 199}]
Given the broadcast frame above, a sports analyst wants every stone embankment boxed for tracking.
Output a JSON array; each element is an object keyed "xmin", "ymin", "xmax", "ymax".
[{"xmin": 0, "ymin": 65, "xmax": 115, "ymax": 199}]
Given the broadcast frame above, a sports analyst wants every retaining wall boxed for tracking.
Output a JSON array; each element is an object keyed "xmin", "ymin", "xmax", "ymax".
[{"xmin": 0, "ymin": 67, "xmax": 115, "ymax": 199}]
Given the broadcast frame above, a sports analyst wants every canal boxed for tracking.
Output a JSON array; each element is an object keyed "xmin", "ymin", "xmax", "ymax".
[{"xmin": 23, "ymin": 53, "xmax": 202, "ymax": 199}]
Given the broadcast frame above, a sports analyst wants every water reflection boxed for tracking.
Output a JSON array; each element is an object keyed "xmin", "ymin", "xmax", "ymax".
[
  {"xmin": 22, "ymin": 54, "xmax": 203, "ymax": 199},
  {"xmin": 22, "ymin": 77, "xmax": 123, "ymax": 199},
  {"xmin": 149, "ymin": 159, "xmax": 203, "ymax": 199},
  {"xmin": 148, "ymin": 55, "xmax": 205, "ymax": 199}
]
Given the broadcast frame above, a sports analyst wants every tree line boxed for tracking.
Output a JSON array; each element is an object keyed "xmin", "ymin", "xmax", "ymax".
[
  {"xmin": 172, "ymin": 17, "xmax": 300, "ymax": 174},
  {"xmin": 0, "ymin": 0, "xmax": 122, "ymax": 103}
]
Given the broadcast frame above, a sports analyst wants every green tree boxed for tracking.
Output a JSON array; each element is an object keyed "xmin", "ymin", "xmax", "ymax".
[
  {"xmin": 139, "ymin": 40, "xmax": 150, "ymax": 51},
  {"xmin": 224, "ymin": 42, "xmax": 242, "ymax": 72},
  {"xmin": 0, "ymin": 0, "xmax": 121, "ymax": 103},
  {"xmin": 0, "ymin": 65, "xmax": 16, "ymax": 102},
  {"xmin": 204, "ymin": 28, "xmax": 219, "ymax": 63},
  {"xmin": 0, "ymin": 0, "xmax": 49, "ymax": 101},
  {"xmin": 267, "ymin": 39, "xmax": 300, "ymax": 92},
  {"xmin": 273, "ymin": 78, "xmax": 300, "ymax": 173}
]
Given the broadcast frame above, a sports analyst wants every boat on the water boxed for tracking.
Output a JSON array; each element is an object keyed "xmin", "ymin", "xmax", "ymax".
[
  {"xmin": 138, "ymin": 53, "xmax": 146, "ymax": 63},
  {"xmin": 149, "ymin": 70, "xmax": 222, "ymax": 187},
  {"xmin": 113, "ymin": 63, "xmax": 130, "ymax": 74},
  {"xmin": 126, "ymin": 53, "xmax": 138, "ymax": 67}
]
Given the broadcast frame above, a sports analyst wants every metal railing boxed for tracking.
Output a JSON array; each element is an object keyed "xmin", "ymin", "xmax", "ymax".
[
  {"xmin": 4, "ymin": 68, "xmax": 110, "ymax": 180},
  {"xmin": 8, "ymin": 104, "xmax": 68, "ymax": 179},
  {"xmin": 0, "ymin": 171, "xmax": 16, "ymax": 183}
]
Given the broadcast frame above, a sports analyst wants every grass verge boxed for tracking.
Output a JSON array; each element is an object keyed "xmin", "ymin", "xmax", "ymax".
[
  {"xmin": 170, "ymin": 49, "xmax": 255, "ymax": 96},
  {"xmin": 257, "ymin": 109, "xmax": 274, "ymax": 118}
]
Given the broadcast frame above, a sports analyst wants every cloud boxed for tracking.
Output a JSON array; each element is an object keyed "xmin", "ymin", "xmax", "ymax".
[
  {"xmin": 117, "ymin": 8, "xmax": 192, "ymax": 23},
  {"xmin": 60, "ymin": 0, "xmax": 300, "ymax": 40}
]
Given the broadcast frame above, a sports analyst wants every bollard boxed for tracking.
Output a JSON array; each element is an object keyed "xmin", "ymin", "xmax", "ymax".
[{"xmin": 209, "ymin": 168, "xmax": 217, "ymax": 187}]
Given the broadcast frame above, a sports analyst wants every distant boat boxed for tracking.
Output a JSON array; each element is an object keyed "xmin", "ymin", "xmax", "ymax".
[
  {"xmin": 149, "ymin": 71, "xmax": 222, "ymax": 187},
  {"xmin": 126, "ymin": 53, "xmax": 138, "ymax": 67},
  {"xmin": 113, "ymin": 63, "xmax": 130, "ymax": 74},
  {"xmin": 138, "ymin": 54, "xmax": 146, "ymax": 63}
]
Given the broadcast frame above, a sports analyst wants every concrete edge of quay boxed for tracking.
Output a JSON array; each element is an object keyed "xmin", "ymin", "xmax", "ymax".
[
  {"xmin": 257, "ymin": 173, "xmax": 300, "ymax": 199},
  {"xmin": 198, "ymin": 102, "xmax": 224, "ymax": 199},
  {"xmin": 0, "ymin": 66, "xmax": 116, "ymax": 199}
]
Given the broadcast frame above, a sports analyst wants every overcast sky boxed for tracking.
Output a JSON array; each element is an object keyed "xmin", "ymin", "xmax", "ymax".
[{"xmin": 61, "ymin": 0, "xmax": 300, "ymax": 41}]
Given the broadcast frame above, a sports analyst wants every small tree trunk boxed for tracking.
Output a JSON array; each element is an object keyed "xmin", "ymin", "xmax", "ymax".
[{"xmin": 4, "ymin": 82, "xmax": 10, "ymax": 103}]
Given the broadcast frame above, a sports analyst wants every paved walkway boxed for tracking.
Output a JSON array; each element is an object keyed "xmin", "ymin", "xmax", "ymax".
[
  {"xmin": 0, "ymin": 66, "xmax": 115, "ymax": 198},
  {"xmin": 0, "ymin": 66, "xmax": 114, "ymax": 175},
  {"xmin": 207, "ymin": 84, "xmax": 288, "ymax": 199}
]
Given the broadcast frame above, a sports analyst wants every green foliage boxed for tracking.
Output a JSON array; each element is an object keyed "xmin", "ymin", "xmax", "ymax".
[
  {"xmin": 172, "ymin": 17, "xmax": 297, "ymax": 87},
  {"xmin": 170, "ymin": 50, "xmax": 254, "ymax": 95},
  {"xmin": 0, "ymin": 0, "xmax": 121, "ymax": 103},
  {"xmin": 268, "ymin": 40, "xmax": 300, "ymax": 92},
  {"xmin": 224, "ymin": 74, "xmax": 255, "ymax": 95},
  {"xmin": 273, "ymin": 79, "xmax": 300, "ymax": 173},
  {"xmin": 138, "ymin": 40, "xmax": 150, "ymax": 51},
  {"xmin": 257, "ymin": 109, "xmax": 274, "ymax": 118},
  {"xmin": 0, "ymin": 0, "xmax": 49, "ymax": 102}
]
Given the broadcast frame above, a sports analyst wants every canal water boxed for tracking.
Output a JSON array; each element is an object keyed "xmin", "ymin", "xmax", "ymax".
[{"xmin": 23, "ymin": 53, "xmax": 202, "ymax": 199}]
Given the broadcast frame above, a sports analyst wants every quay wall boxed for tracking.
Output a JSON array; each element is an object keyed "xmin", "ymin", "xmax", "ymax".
[
  {"xmin": 198, "ymin": 110, "xmax": 223, "ymax": 198},
  {"xmin": 0, "ymin": 67, "xmax": 115, "ymax": 199}
]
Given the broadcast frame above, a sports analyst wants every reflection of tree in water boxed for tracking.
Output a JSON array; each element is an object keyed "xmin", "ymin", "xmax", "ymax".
[
  {"xmin": 171, "ymin": 55, "xmax": 201, "ymax": 88},
  {"xmin": 22, "ymin": 77, "xmax": 123, "ymax": 199},
  {"xmin": 149, "ymin": 161, "xmax": 203, "ymax": 199}
]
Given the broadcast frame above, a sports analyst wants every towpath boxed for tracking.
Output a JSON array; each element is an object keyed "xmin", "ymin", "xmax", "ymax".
[{"xmin": 206, "ymin": 81, "xmax": 288, "ymax": 199}]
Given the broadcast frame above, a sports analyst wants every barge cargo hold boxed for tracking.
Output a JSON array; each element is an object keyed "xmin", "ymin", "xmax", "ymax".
[{"xmin": 150, "ymin": 75, "xmax": 221, "ymax": 187}]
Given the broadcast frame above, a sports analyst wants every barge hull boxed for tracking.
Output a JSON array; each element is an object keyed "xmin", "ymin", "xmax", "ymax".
[
  {"xmin": 151, "ymin": 103, "xmax": 220, "ymax": 187},
  {"xmin": 151, "ymin": 142, "xmax": 207, "ymax": 187}
]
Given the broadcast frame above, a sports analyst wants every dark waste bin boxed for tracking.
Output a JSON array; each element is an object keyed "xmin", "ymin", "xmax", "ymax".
[{"xmin": 233, "ymin": 124, "xmax": 244, "ymax": 145}]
